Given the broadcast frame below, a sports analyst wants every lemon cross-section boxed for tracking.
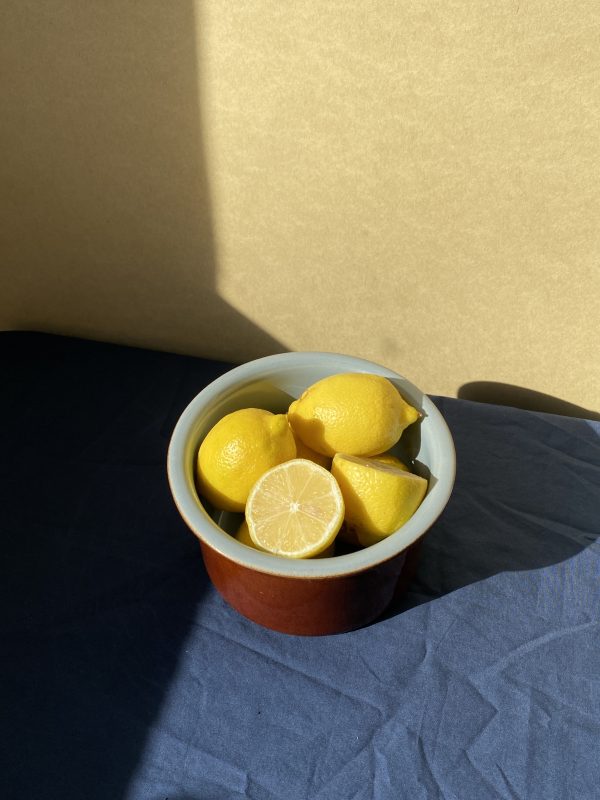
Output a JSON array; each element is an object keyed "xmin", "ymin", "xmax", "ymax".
[
  {"xmin": 235, "ymin": 518, "xmax": 335, "ymax": 558},
  {"xmin": 245, "ymin": 459, "xmax": 344, "ymax": 559}
]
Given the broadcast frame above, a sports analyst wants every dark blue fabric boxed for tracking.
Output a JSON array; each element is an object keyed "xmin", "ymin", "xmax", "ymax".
[{"xmin": 2, "ymin": 332, "xmax": 599, "ymax": 800}]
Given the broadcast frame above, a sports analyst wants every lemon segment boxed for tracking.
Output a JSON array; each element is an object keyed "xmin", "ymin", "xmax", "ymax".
[
  {"xmin": 331, "ymin": 453, "xmax": 427, "ymax": 548},
  {"xmin": 235, "ymin": 519, "xmax": 335, "ymax": 558},
  {"xmin": 288, "ymin": 372, "xmax": 419, "ymax": 457},
  {"xmin": 246, "ymin": 459, "xmax": 344, "ymax": 558},
  {"xmin": 197, "ymin": 408, "xmax": 296, "ymax": 512}
]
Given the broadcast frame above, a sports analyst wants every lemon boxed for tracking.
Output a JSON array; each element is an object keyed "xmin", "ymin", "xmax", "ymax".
[
  {"xmin": 235, "ymin": 519, "xmax": 268, "ymax": 550},
  {"xmin": 197, "ymin": 408, "xmax": 296, "ymax": 512},
  {"xmin": 245, "ymin": 458, "xmax": 344, "ymax": 558},
  {"xmin": 371, "ymin": 453, "xmax": 410, "ymax": 471},
  {"xmin": 235, "ymin": 518, "xmax": 335, "ymax": 558},
  {"xmin": 288, "ymin": 373, "xmax": 419, "ymax": 457},
  {"xmin": 336, "ymin": 452, "xmax": 410, "ymax": 546},
  {"xmin": 331, "ymin": 453, "xmax": 427, "ymax": 547},
  {"xmin": 290, "ymin": 428, "xmax": 332, "ymax": 470}
]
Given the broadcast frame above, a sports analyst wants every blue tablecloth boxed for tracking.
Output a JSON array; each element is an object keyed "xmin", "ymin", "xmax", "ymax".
[{"xmin": 3, "ymin": 332, "xmax": 599, "ymax": 800}]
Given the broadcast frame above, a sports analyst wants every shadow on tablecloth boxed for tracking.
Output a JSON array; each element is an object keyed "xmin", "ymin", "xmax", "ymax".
[
  {"xmin": 2, "ymin": 333, "xmax": 228, "ymax": 800},
  {"xmin": 385, "ymin": 396, "xmax": 600, "ymax": 618}
]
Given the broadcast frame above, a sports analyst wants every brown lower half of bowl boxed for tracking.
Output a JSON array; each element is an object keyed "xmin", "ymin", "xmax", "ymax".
[{"xmin": 200, "ymin": 539, "xmax": 423, "ymax": 636}]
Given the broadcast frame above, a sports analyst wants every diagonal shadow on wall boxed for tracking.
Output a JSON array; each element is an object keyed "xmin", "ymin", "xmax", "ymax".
[
  {"xmin": 0, "ymin": 4, "xmax": 285, "ymax": 800},
  {"xmin": 1, "ymin": 1, "xmax": 285, "ymax": 365}
]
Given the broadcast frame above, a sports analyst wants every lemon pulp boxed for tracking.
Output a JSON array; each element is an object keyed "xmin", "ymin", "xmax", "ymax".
[{"xmin": 246, "ymin": 458, "xmax": 344, "ymax": 558}]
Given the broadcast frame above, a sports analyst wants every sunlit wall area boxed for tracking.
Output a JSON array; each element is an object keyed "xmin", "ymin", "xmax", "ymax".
[
  {"xmin": 199, "ymin": 2, "xmax": 600, "ymax": 408},
  {"xmin": 2, "ymin": 1, "xmax": 599, "ymax": 409}
]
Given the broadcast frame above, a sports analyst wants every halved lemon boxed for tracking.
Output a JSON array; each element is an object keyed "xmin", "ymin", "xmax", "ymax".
[
  {"xmin": 235, "ymin": 518, "xmax": 335, "ymax": 558},
  {"xmin": 245, "ymin": 458, "xmax": 344, "ymax": 558}
]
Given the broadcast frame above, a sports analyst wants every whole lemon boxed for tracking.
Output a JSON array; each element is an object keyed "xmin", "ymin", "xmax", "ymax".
[
  {"xmin": 331, "ymin": 453, "xmax": 428, "ymax": 547},
  {"xmin": 288, "ymin": 373, "xmax": 419, "ymax": 457},
  {"xmin": 197, "ymin": 408, "xmax": 296, "ymax": 512}
]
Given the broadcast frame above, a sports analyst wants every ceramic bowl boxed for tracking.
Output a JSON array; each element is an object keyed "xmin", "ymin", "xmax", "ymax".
[{"xmin": 167, "ymin": 352, "xmax": 455, "ymax": 635}]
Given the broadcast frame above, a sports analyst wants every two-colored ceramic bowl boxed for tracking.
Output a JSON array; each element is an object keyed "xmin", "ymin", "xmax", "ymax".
[{"xmin": 167, "ymin": 352, "xmax": 455, "ymax": 635}]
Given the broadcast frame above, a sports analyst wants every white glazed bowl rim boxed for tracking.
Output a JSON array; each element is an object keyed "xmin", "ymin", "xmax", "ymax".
[{"xmin": 167, "ymin": 352, "xmax": 456, "ymax": 578}]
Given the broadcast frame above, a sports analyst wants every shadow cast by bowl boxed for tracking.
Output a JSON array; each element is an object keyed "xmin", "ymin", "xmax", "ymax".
[{"xmin": 383, "ymin": 395, "xmax": 600, "ymax": 617}]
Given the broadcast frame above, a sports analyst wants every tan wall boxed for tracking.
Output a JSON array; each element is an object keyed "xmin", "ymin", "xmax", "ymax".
[{"xmin": 2, "ymin": 1, "xmax": 599, "ymax": 413}]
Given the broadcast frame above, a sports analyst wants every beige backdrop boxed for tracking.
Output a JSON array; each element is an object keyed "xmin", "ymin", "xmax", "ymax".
[{"xmin": 2, "ymin": 1, "xmax": 599, "ymax": 414}]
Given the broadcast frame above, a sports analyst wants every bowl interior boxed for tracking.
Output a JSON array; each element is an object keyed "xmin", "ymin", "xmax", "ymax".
[{"xmin": 169, "ymin": 353, "xmax": 455, "ymax": 578}]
